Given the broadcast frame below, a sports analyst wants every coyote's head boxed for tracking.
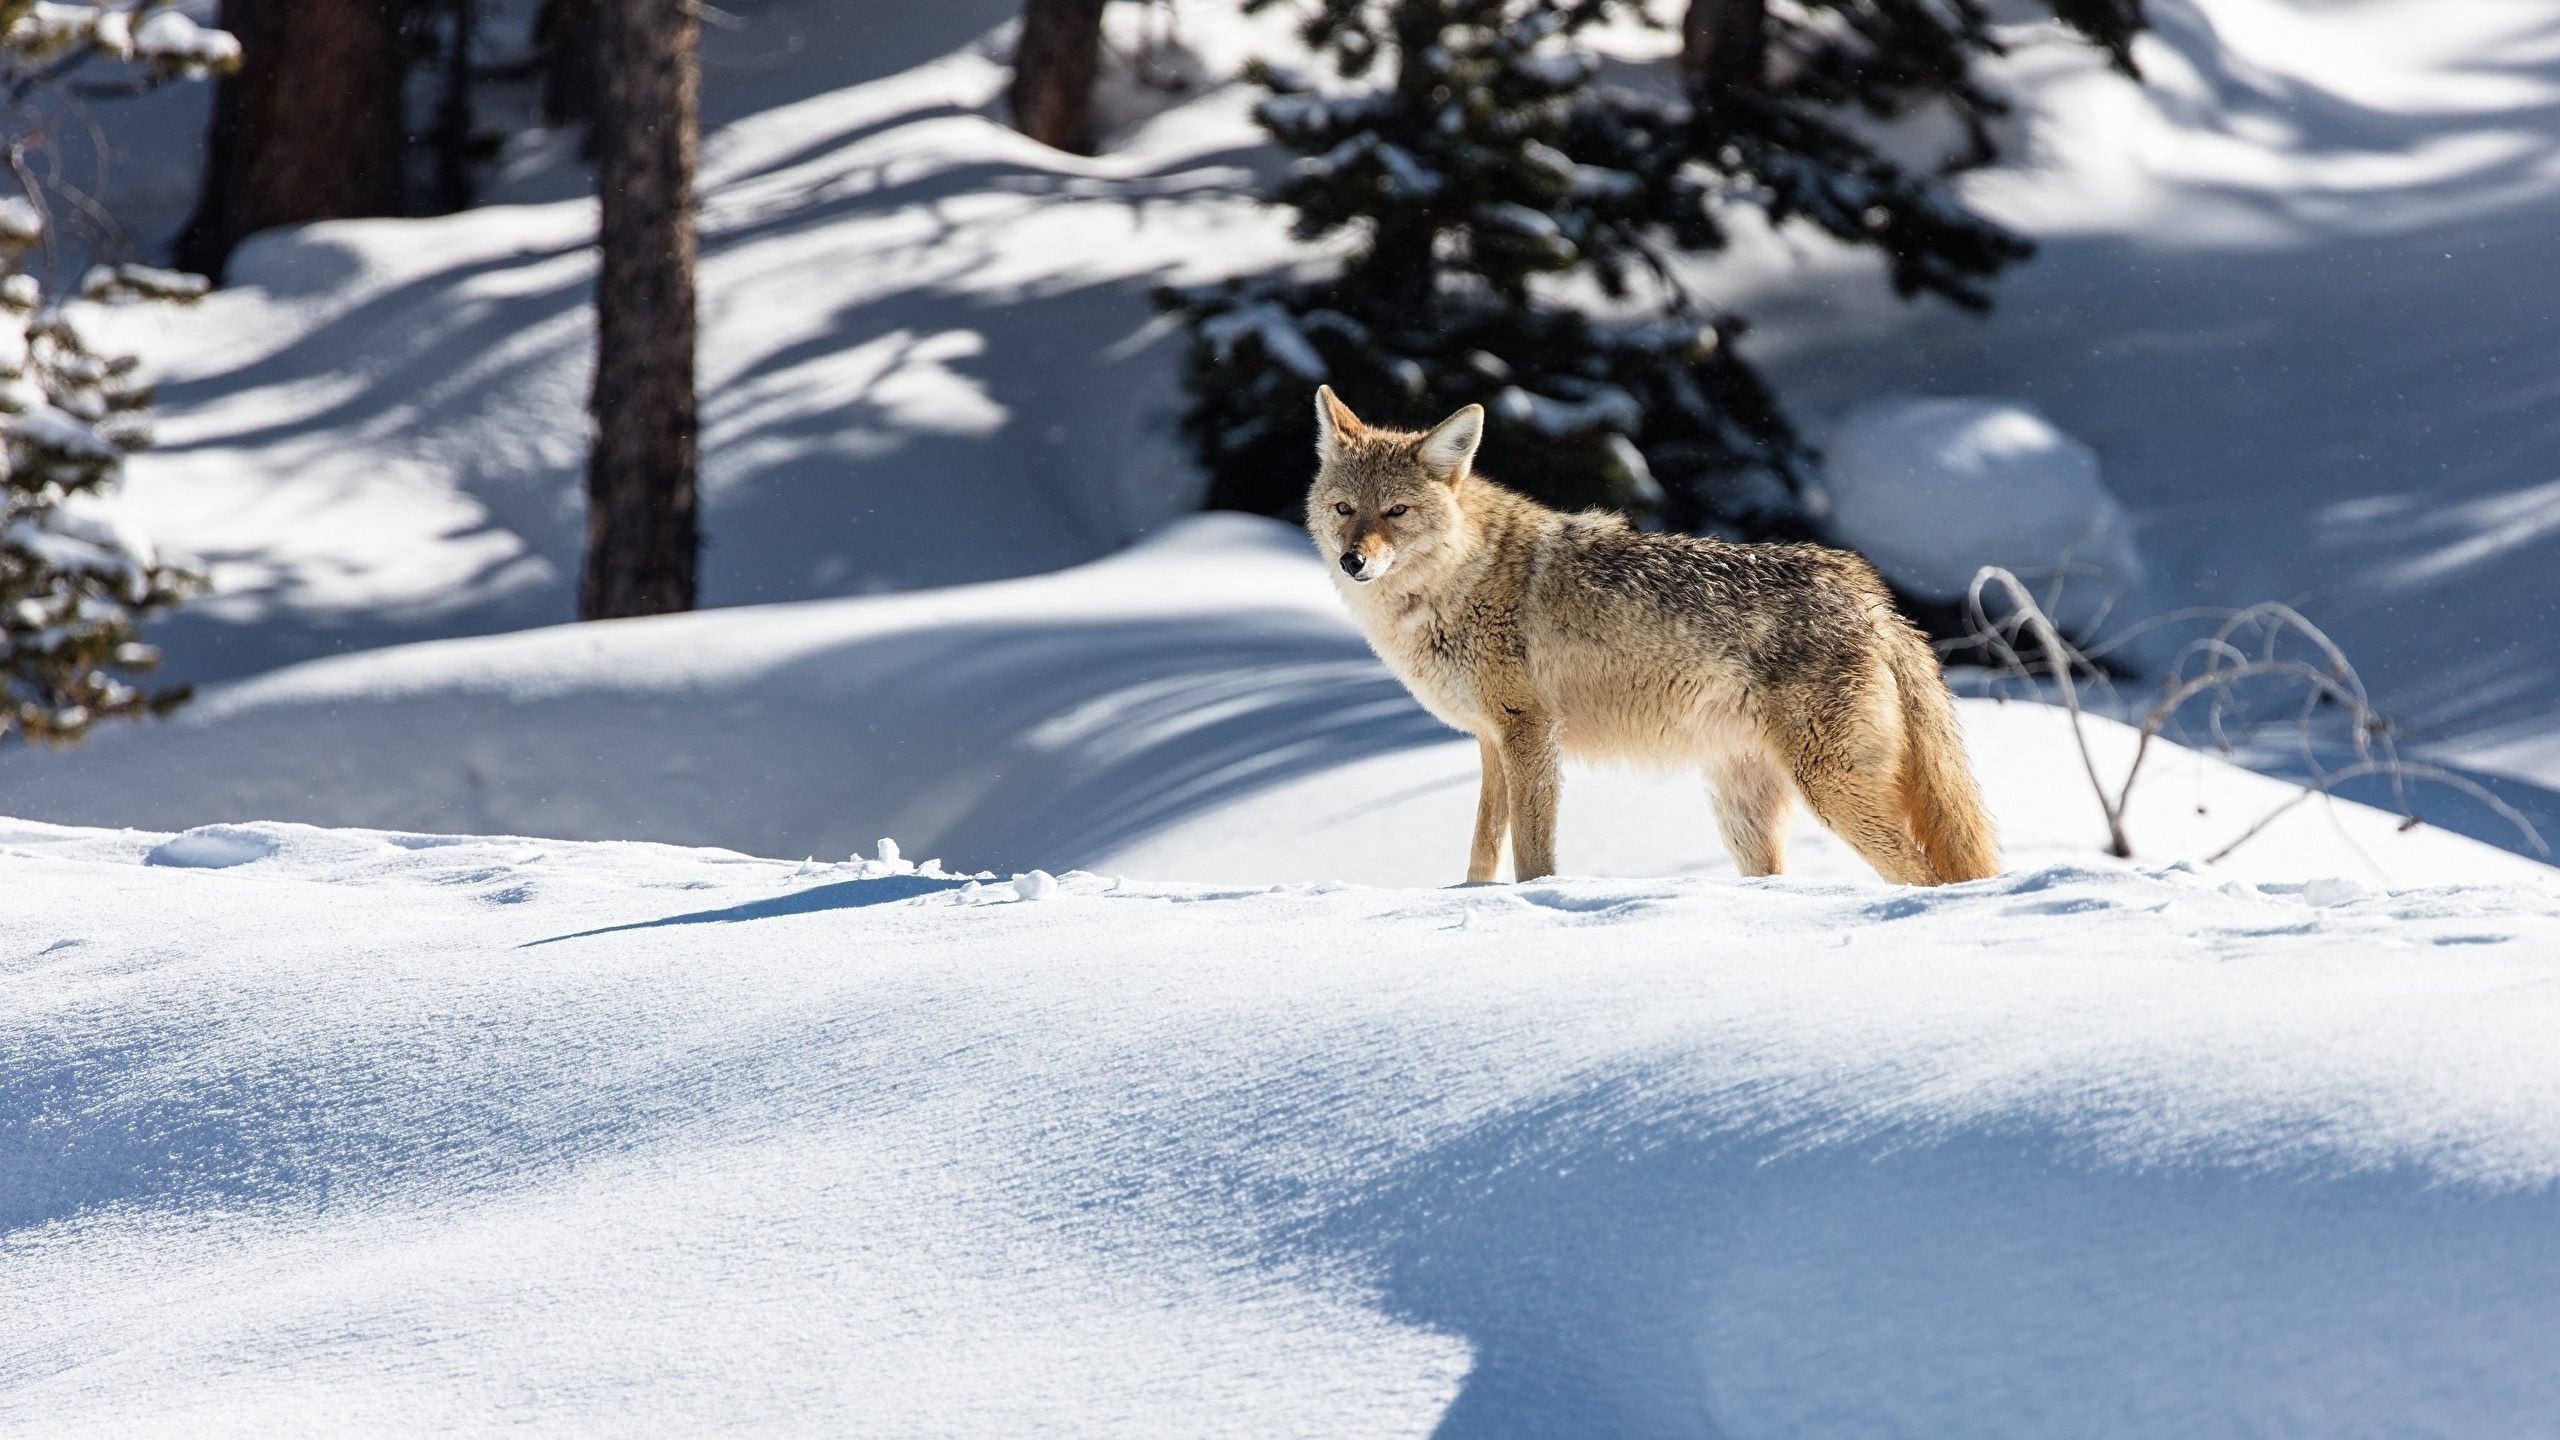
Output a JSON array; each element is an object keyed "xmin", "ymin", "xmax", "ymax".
[{"xmin": 1305, "ymin": 386, "xmax": 1484, "ymax": 586}]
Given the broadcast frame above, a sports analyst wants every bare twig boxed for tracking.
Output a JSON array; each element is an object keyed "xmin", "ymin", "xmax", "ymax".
[
  {"xmin": 2203, "ymin": 760, "xmax": 2546, "ymax": 865},
  {"xmin": 1967, "ymin": 566, "xmax": 2131, "ymax": 856},
  {"xmin": 1960, "ymin": 567, "xmax": 2549, "ymax": 864}
]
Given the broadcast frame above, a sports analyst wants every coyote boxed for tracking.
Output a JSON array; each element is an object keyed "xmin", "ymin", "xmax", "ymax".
[{"xmin": 1306, "ymin": 386, "xmax": 1998, "ymax": 886}]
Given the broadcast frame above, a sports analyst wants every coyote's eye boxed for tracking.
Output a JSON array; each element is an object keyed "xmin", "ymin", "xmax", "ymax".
[
  {"xmin": 1333, "ymin": 502, "xmax": 1354, "ymax": 516},
  {"xmin": 1385, "ymin": 505, "xmax": 1409, "ymax": 518}
]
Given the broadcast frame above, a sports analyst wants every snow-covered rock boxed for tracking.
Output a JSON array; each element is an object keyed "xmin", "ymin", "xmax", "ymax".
[{"xmin": 1819, "ymin": 396, "xmax": 2145, "ymax": 638}]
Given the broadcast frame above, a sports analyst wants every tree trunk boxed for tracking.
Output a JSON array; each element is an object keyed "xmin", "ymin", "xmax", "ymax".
[
  {"xmin": 174, "ymin": 0, "xmax": 408, "ymax": 280},
  {"xmin": 1009, "ymin": 0, "xmax": 1109, "ymax": 154},
  {"xmin": 431, "ymin": 0, "xmax": 477, "ymax": 213},
  {"xmin": 579, "ymin": 0, "xmax": 700, "ymax": 620},
  {"xmin": 1681, "ymin": 0, "xmax": 1767, "ymax": 107},
  {"xmin": 537, "ymin": 0, "xmax": 600, "ymax": 140}
]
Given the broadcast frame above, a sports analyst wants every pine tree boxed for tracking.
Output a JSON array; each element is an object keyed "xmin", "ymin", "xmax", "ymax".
[
  {"xmin": 1169, "ymin": 0, "xmax": 2142, "ymax": 534},
  {"xmin": 0, "ymin": 2, "xmax": 237, "ymax": 744},
  {"xmin": 1677, "ymin": 0, "xmax": 2140, "ymax": 306},
  {"xmin": 534, "ymin": 0, "xmax": 599, "ymax": 138}
]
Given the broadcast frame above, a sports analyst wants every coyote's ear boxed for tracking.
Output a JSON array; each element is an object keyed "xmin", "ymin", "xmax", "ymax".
[
  {"xmin": 1416, "ymin": 404, "xmax": 1484, "ymax": 484},
  {"xmin": 1314, "ymin": 386, "xmax": 1365, "ymax": 462}
]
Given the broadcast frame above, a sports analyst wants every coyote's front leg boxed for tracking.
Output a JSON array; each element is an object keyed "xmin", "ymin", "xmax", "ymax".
[
  {"xmin": 1468, "ymin": 736, "xmax": 1509, "ymax": 883},
  {"xmin": 1499, "ymin": 714, "xmax": 1562, "ymax": 881}
]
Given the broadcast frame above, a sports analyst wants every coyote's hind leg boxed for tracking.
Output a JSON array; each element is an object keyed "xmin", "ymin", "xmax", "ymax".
[
  {"xmin": 1773, "ymin": 699, "xmax": 1941, "ymax": 886},
  {"xmin": 1793, "ymin": 759, "xmax": 1939, "ymax": 887},
  {"xmin": 1706, "ymin": 749, "xmax": 1793, "ymax": 878}
]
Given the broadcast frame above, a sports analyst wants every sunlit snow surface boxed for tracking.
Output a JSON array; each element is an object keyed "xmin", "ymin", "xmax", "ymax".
[
  {"xmin": 1, "ymin": 516, "xmax": 2543, "ymax": 889},
  {"xmin": 8, "ymin": 0, "xmax": 2559, "ymax": 1427},
  {"xmin": 4, "ymin": 815, "xmax": 2558, "ymax": 1435},
  {"xmin": 5, "ymin": 516, "xmax": 2558, "ymax": 1433}
]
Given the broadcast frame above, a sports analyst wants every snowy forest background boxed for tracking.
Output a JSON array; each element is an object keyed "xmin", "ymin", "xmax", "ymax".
[{"xmin": 0, "ymin": 0, "xmax": 2550, "ymax": 870}]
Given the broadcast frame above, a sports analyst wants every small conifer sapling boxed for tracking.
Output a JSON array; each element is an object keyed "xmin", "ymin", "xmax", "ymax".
[{"xmin": 0, "ymin": 1, "xmax": 236, "ymax": 743}]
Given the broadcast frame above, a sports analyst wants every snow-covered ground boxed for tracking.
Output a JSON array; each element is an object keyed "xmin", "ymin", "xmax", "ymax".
[
  {"xmin": 7, "ymin": 802, "xmax": 2559, "ymax": 1434},
  {"xmin": 43, "ymin": 0, "xmax": 2557, "ymax": 847},
  {"xmin": 11, "ymin": 518, "xmax": 2557, "ymax": 1430},
  {"xmin": 7, "ymin": 1, "xmax": 2560, "ymax": 1427},
  {"xmin": 1, "ymin": 514, "xmax": 2540, "ymax": 889}
]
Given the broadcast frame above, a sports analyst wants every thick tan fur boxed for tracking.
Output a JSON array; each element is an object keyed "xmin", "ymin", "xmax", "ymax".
[{"xmin": 1307, "ymin": 386, "xmax": 1999, "ymax": 886}]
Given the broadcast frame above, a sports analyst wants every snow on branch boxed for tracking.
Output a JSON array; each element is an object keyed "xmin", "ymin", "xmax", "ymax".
[
  {"xmin": 1492, "ymin": 382, "xmax": 1640, "ymax": 438},
  {"xmin": 0, "ymin": 22, "xmax": 225, "ymax": 743},
  {"xmin": 3, "ymin": 2, "xmax": 240, "ymax": 76},
  {"xmin": 1199, "ymin": 301, "xmax": 1331, "ymax": 381}
]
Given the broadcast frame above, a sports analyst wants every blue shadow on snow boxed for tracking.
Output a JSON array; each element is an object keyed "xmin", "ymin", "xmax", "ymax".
[{"xmin": 521, "ymin": 874, "xmax": 971, "ymax": 947}]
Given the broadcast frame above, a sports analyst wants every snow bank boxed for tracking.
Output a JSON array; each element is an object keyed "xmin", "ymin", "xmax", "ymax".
[
  {"xmin": 2, "ymin": 814, "xmax": 2557, "ymax": 1433},
  {"xmin": 0, "ymin": 514, "xmax": 2540, "ymax": 891},
  {"xmin": 1820, "ymin": 396, "xmax": 2145, "ymax": 637}
]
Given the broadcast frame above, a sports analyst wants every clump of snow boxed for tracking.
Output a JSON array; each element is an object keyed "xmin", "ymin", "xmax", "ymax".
[
  {"xmin": 1819, "ymin": 396, "xmax": 2145, "ymax": 637},
  {"xmin": 1011, "ymin": 868, "xmax": 1058, "ymax": 901},
  {"xmin": 5, "ymin": 405, "xmax": 119, "ymax": 459},
  {"xmin": 143, "ymin": 823, "xmax": 277, "ymax": 869},
  {"xmin": 0, "ymin": 197, "xmax": 41, "ymax": 246},
  {"xmin": 2303, "ymin": 875, "xmax": 2374, "ymax": 908},
  {"xmin": 1198, "ymin": 301, "xmax": 1328, "ymax": 381},
  {"xmin": 3, "ymin": 2, "xmax": 237, "ymax": 74},
  {"xmin": 1491, "ymin": 382, "xmax": 1643, "ymax": 438},
  {"xmin": 129, "ymin": 8, "xmax": 240, "ymax": 72}
]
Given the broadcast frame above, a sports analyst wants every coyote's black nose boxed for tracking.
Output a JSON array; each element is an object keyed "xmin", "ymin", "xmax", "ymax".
[{"xmin": 1339, "ymin": 552, "xmax": 1363, "ymax": 576}]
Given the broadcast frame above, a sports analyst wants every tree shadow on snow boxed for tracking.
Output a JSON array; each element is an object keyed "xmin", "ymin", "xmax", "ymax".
[
  {"xmin": 1286, "ymin": 1081, "xmax": 2560, "ymax": 1438},
  {"xmin": 137, "ymin": 10, "xmax": 1281, "ymax": 686},
  {"xmin": 0, "ymin": 609, "xmax": 1461, "ymax": 872}
]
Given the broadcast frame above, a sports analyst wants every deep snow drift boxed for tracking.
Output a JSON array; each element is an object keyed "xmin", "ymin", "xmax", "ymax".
[{"xmin": 4, "ymin": 814, "xmax": 2558, "ymax": 1435}]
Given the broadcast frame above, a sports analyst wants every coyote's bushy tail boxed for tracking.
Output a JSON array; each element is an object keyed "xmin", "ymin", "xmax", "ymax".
[{"xmin": 1885, "ymin": 630, "xmax": 2000, "ymax": 882}]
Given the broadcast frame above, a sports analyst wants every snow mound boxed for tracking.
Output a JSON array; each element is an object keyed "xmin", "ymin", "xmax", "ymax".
[
  {"xmin": 0, "ymin": 514, "xmax": 2542, "ymax": 890},
  {"xmin": 1820, "ymin": 396, "xmax": 2145, "ymax": 635},
  {"xmin": 3, "ymin": 818, "xmax": 2559, "ymax": 1432},
  {"xmin": 142, "ymin": 824, "xmax": 278, "ymax": 869}
]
